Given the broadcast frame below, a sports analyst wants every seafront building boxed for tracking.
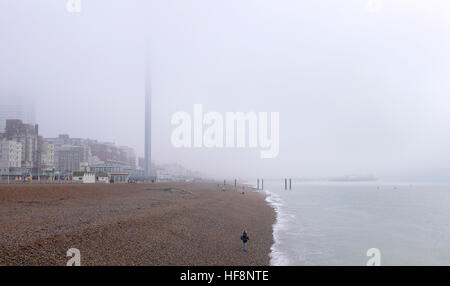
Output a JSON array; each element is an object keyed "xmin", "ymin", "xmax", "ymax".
[
  {"xmin": 54, "ymin": 144, "xmax": 86, "ymax": 174},
  {"xmin": 3, "ymin": 119, "xmax": 39, "ymax": 173},
  {"xmin": 0, "ymin": 119, "xmax": 141, "ymax": 182},
  {"xmin": 45, "ymin": 135, "xmax": 90, "ymax": 173},
  {"xmin": 38, "ymin": 136, "xmax": 55, "ymax": 173},
  {"xmin": 0, "ymin": 116, "xmax": 198, "ymax": 183},
  {"xmin": 119, "ymin": 145, "xmax": 137, "ymax": 169},
  {"xmin": 155, "ymin": 163, "xmax": 202, "ymax": 182},
  {"xmin": 0, "ymin": 139, "xmax": 22, "ymax": 174}
]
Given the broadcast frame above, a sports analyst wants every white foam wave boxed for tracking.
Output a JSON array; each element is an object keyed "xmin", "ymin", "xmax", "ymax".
[{"xmin": 264, "ymin": 189, "xmax": 291, "ymax": 266}]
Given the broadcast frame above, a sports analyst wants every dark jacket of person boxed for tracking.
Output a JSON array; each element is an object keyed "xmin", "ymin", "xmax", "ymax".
[{"xmin": 241, "ymin": 232, "xmax": 249, "ymax": 243}]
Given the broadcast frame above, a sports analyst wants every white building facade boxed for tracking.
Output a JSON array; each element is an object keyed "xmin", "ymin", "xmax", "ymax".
[
  {"xmin": 0, "ymin": 139, "xmax": 22, "ymax": 173},
  {"xmin": 39, "ymin": 139, "xmax": 55, "ymax": 172}
]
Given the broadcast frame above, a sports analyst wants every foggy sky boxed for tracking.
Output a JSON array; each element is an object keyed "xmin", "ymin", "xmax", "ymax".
[{"xmin": 1, "ymin": 0, "xmax": 450, "ymax": 181}]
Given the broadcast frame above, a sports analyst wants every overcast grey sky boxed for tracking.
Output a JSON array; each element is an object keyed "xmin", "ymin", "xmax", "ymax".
[{"xmin": 1, "ymin": 0, "xmax": 450, "ymax": 180}]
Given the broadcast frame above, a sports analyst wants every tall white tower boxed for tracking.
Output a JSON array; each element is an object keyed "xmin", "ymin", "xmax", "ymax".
[{"xmin": 144, "ymin": 66, "xmax": 152, "ymax": 179}]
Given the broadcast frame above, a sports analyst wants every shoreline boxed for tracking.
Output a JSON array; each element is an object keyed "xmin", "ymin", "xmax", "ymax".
[
  {"xmin": 263, "ymin": 188, "xmax": 286, "ymax": 266},
  {"xmin": 0, "ymin": 182, "xmax": 275, "ymax": 266}
]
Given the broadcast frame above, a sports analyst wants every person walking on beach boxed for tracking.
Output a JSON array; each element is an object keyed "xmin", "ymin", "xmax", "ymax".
[{"xmin": 240, "ymin": 230, "xmax": 249, "ymax": 252}]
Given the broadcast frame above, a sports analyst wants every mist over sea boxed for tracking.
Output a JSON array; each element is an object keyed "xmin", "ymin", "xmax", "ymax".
[{"xmin": 261, "ymin": 181, "xmax": 450, "ymax": 266}]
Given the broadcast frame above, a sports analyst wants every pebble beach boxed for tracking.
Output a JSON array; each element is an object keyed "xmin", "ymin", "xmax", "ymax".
[{"xmin": 0, "ymin": 182, "xmax": 275, "ymax": 266}]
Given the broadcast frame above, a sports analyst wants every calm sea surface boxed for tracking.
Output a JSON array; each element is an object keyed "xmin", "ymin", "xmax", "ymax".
[{"xmin": 260, "ymin": 181, "xmax": 450, "ymax": 265}]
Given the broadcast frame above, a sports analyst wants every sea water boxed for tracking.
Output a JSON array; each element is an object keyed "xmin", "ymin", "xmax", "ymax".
[{"xmin": 261, "ymin": 181, "xmax": 450, "ymax": 266}]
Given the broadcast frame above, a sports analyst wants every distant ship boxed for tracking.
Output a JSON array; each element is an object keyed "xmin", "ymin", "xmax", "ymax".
[{"xmin": 328, "ymin": 175, "xmax": 378, "ymax": 182}]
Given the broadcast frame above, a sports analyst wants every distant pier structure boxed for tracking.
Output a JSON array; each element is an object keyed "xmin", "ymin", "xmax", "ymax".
[
  {"xmin": 256, "ymin": 178, "xmax": 264, "ymax": 190},
  {"xmin": 285, "ymin": 178, "xmax": 292, "ymax": 190}
]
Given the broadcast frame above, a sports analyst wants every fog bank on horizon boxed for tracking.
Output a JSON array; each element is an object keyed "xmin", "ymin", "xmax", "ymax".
[{"xmin": 1, "ymin": 0, "xmax": 450, "ymax": 181}]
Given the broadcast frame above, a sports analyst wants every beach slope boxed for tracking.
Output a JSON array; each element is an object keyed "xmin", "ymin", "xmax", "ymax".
[{"xmin": 0, "ymin": 182, "xmax": 274, "ymax": 266}]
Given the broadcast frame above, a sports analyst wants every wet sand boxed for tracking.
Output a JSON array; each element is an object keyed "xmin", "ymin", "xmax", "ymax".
[{"xmin": 0, "ymin": 182, "xmax": 274, "ymax": 266}]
